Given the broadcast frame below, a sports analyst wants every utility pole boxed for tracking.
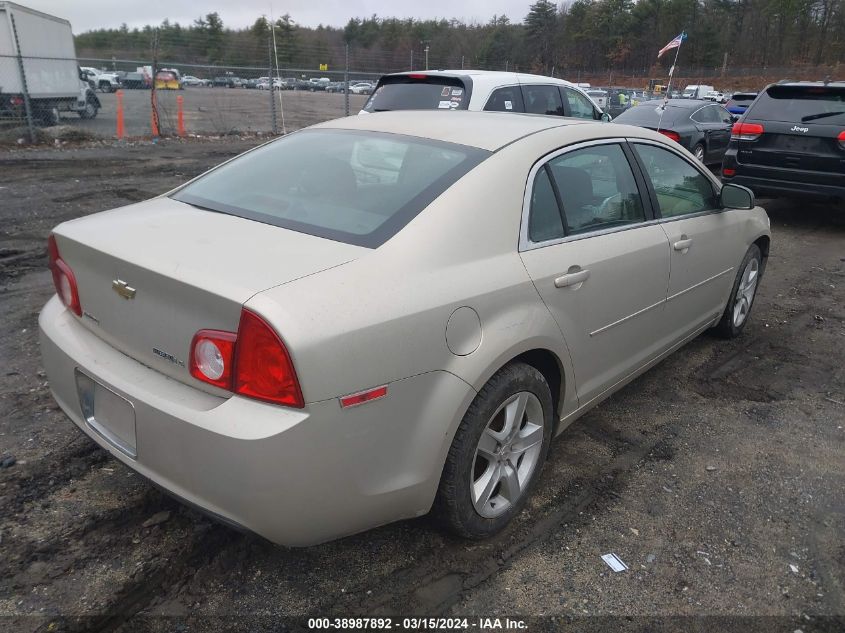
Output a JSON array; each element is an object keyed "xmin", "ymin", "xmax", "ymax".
[
  {"xmin": 344, "ymin": 43, "xmax": 350, "ymax": 117},
  {"xmin": 268, "ymin": 27, "xmax": 277, "ymax": 134},
  {"xmin": 424, "ymin": 44, "xmax": 430, "ymax": 70},
  {"xmin": 461, "ymin": 55, "xmax": 464, "ymax": 70},
  {"xmin": 410, "ymin": 48, "xmax": 414, "ymax": 71},
  {"xmin": 721, "ymin": 51, "xmax": 728, "ymax": 77}
]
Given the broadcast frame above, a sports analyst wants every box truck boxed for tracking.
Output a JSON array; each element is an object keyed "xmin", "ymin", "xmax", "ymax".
[{"xmin": 0, "ymin": 2, "xmax": 100, "ymax": 125}]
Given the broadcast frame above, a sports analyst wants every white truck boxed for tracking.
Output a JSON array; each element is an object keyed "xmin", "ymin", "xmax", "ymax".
[
  {"xmin": 0, "ymin": 2, "xmax": 100, "ymax": 125},
  {"xmin": 80, "ymin": 66, "xmax": 121, "ymax": 92},
  {"xmin": 682, "ymin": 84, "xmax": 715, "ymax": 99}
]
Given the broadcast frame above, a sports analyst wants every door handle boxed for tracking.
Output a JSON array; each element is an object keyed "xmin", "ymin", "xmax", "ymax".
[
  {"xmin": 555, "ymin": 268, "xmax": 590, "ymax": 288},
  {"xmin": 673, "ymin": 237, "xmax": 693, "ymax": 252}
]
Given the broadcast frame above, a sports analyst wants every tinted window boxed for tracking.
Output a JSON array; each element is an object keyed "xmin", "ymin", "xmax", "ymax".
[
  {"xmin": 715, "ymin": 106, "xmax": 733, "ymax": 124},
  {"xmin": 634, "ymin": 144, "xmax": 717, "ymax": 218},
  {"xmin": 749, "ymin": 85, "xmax": 845, "ymax": 124},
  {"xmin": 563, "ymin": 88, "xmax": 598, "ymax": 120},
  {"xmin": 522, "ymin": 85, "xmax": 565, "ymax": 116},
  {"xmin": 172, "ymin": 130, "xmax": 488, "ymax": 248},
  {"xmin": 546, "ymin": 144, "xmax": 645, "ymax": 235},
  {"xmin": 528, "ymin": 168, "xmax": 564, "ymax": 242},
  {"xmin": 691, "ymin": 105, "xmax": 721, "ymax": 123},
  {"xmin": 362, "ymin": 76, "xmax": 469, "ymax": 112},
  {"xmin": 484, "ymin": 86, "xmax": 525, "ymax": 112},
  {"xmin": 615, "ymin": 103, "xmax": 683, "ymax": 126}
]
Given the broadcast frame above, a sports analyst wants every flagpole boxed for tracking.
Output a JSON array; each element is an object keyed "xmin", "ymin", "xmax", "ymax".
[{"xmin": 657, "ymin": 32, "xmax": 685, "ymax": 133}]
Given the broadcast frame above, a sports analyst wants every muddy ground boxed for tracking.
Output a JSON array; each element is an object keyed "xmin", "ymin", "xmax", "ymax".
[{"xmin": 0, "ymin": 140, "xmax": 843, "ymax": 633}]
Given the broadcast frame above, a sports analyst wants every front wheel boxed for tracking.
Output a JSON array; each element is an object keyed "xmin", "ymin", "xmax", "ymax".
[
  {"xmin": 433, "ymin": 362, "xmax": 553, "ymax": 539},
  {"xmin": 714, "ymin": 244, "xmax": 763, "ymax": 338}
]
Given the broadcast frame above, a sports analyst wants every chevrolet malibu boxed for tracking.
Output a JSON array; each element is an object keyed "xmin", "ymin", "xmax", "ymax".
[{"xmin": 40, "ymin": 112, "xmax": 771, "ymax": 546}]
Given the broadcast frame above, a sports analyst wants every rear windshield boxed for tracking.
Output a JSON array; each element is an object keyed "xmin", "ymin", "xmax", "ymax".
[
  {"xmin": 362, "ymin": 76, "xmax": 470, "ymax": 112},
  {"xmin": 171, "ymin": 129, "xmax": 488, "ymax": 248},
  {"xmin": 749, "ymin": 85, "xmax": 845, "ymax": 124},
  {"xmin": 728, "ymin": 93, "xmax": 757, "ymax": 103}
]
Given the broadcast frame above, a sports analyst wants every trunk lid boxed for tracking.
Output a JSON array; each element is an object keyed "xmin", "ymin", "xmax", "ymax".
[{"xmin": 53, "ymin": 197, "xmax": 364, "ymax": 391}]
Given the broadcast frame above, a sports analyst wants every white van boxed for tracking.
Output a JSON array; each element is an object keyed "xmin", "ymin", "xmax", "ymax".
[{"xmin": 682, "ymin": 84, "xmax": 715, "ymax": 99}]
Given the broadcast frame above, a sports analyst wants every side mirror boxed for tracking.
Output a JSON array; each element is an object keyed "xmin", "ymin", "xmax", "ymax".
[
  {"xmin": 720, "ymin": 183, "xmax": 754, "ymax": 210},
  {"xmin": 600, "ymin": 111, "xmax": 612, "ymax": 123},
  {"xmin": 730, "ymin": 114, "xmax": 739, "ymax": 123}
]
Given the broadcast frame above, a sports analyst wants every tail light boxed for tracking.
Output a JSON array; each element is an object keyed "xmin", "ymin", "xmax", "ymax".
[
  {"xmin": 10, "ymin": 95, "xmax": 24, "ymax": 107},
  {"xmin": 838, "ymin": 131, "xmax": 845, "ymax": 150},
  {"xmin": 189, "ymin": 309, "xmax": 304, "ymax": 408},
  {"xmin": 732, "ymin": 122, "xmax": 764, "ymax": 141},
  {"xmin": 408, "ymin": 73, "xmax": 428, "ymax": 79},
  {"xmin": 722, "ymin": 168, "xmax": 736, "ymax": 177},
  {"xmin": 658, "ymin": 129, "xmax": 681, "ymax": 143},
  {"xmin": 47, "ymin": 235, "xmax": 81, "ymax": 316}
]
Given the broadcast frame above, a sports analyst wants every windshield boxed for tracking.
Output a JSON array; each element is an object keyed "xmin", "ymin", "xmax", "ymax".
[
  {"xmin": 749, "ymin": 85, "xmax": 845, "ymax": 124},
  {"xmin": 363, "ymin": 76, "xmax": 470, "ymax": 112},
  {"xmin": 172, "ymin": 129, "xmax": 488, "ymax": 248}
]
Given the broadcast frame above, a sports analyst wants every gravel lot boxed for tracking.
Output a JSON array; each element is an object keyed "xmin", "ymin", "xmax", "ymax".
[
  {"xmin": 59, "ymin": 87, "xmax": 368, "ymax": 137},
  {"xmin": 0, "ymin": 139, "xmax": 843, "ymax": 633}
]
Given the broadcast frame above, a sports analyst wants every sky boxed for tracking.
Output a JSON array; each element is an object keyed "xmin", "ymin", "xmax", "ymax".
[{"xmin": 25, "ymin": 1, "xmax": 536, "ymax": 34}]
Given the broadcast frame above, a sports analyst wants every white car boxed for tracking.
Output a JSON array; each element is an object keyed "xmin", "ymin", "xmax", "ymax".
[
  {"xmin": 182, "ymin": 75, "xmax": 209, "ymax": 87},
  {"xmin": 361, "ymin": 70, "xmax": 608, "ymax": 121},
  {"xmin": 703, "ymin": 91, "xmax": 727, "ymax": 104},
  {"xmin": 350, "ymin": 82, "xmax": 375, "ymax": 95},
  {"xmin": 80, "ymin": 67, "xmax": 121, "ymax": 93}
]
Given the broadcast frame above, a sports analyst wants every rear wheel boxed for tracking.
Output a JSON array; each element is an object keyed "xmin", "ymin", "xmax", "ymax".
[
  {"xmin": 693, "ymin": 143, "xmax": 705, "ymax": 162},
  {"xmin": 37, "ymin": 104, "xmax": 60, "ymax": 126},
  {"xmin": 715, "ymin": 244, "xmax": 762, "ymax": 338},
  {"xmin": 79, "ymin": 98, "xmax": 98, "ymax": 119},
  {"xmin": 433, "ymin": 362, "xmax": 553, "ymax": 539}
]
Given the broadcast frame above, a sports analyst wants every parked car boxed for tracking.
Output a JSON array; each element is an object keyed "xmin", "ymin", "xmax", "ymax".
[
  {"xmin": 362, "ymin": 70, "xmax": 609, "ymax": 122},
  {"xmin": 182, "ymin": 75, "xmax": 209, "ymax": 87},
  {"xmin": 325, "ymin": 81, "xmax": 348, "ymax": 93},
  {"xmin": 725, "ymin": 92, "xmax": 758, "ymax": 116},
  {"xmin": 703, "ymin": 91, "xmax": 728, "ymax": 104},
  {"xmin": 614, "ymin": 99, "xmax": 734, "ymax": 164},
  {"xmin": 722, "ymin": 81, "xmax": 845, "ymax": 201},
  {"xmin": 586, "ymin": 89, "xmax": 608, "ymax": 109},
  {"xmin": 40, "ymin": 111, "xmax": 769, "ymax": 546},
  {"xmin": 350, "ymin": 81, "xmax": 375, "ymax": 95},
  {"xmin": 213, "ymin": 76, "xmax": 244, "ymax": 88}
]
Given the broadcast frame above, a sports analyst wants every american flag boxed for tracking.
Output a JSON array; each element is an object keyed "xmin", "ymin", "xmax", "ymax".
[{"xmin": 658, "ymin": 32, "xmax": 687, "ymax": 58}]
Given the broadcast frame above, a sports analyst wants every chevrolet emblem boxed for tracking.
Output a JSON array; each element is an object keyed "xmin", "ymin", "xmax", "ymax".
[{"xmin": 112, "ymin": 279, "xmax": 136, "ymax": 300}]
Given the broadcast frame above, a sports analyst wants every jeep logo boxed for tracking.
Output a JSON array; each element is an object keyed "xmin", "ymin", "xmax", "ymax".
[{"xmin": 790, "ymin": 125, "xmax": 809, "ymax": 133}]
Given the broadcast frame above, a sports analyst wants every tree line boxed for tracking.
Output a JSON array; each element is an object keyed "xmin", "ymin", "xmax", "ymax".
[{"xmin": 74, "ymin": 0, "xmax": 844, "ymax": 75}]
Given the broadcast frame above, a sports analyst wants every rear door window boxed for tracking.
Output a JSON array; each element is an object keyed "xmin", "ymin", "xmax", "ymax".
[
  {"xmin": 544, "ymin": 144, "xmax": 646, "ymax": 236},
  {"xmin": 362, "ymin": 75, "xmax": 469, "ymax": 112},
  {"xmin": 749, "ymin": 85, "xmax": 845, "ymax": 124},
  {"xmin": 691, "ymin": 105, "xmax": 721, "ymax": 124},
  {"xmin": 562, "ymin": 87, "xmax": 598, "ymax": 120},
  {"xmin": 484, "ymin": 86, "xmax": 525, "ymax": 112},
  {"xmin": 522, "ymin": 85, "xmax": 565, "ymax": 116}
]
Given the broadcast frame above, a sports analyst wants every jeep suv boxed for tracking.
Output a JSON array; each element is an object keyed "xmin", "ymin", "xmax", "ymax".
[{"xmin": 722, "ymin": 82, "xmax": 845, "ymax": 200}]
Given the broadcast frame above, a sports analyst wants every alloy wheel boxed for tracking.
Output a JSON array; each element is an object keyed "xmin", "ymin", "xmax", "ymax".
[
  {"xmin": 471, "ymin": 391, "xmax": 544, "ymax": 518},
  {"xmin": 732, "ymin": 257, "xmax": 759, "ymax": 327}
]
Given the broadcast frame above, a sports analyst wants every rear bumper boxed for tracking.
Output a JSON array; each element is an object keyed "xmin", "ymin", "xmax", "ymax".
[
  {"xmin": 724, "ymin": 173, "xmax": 845, "ymax": 200},
  {"xmin": 39, "ymin": 296, "xmax": 475, "ymax": 546}
]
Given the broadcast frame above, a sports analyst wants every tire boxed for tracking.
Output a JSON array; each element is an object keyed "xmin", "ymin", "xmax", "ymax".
[
  {"xmin": 78, "ymin": 98, "xmax": 98, "ymax": 119},
  {"xmin": 37, "ymin": 104, "xmax": 60, "ymax": 126},
  {"xmin": 433, "ymin": 362, "xmax": 554, "ymax": 539},
  {"xmin": 714, "ymin": 244, "xmax": 763, "ymax": 338},
  {"xmin": 693, "ymin": 143, "xmax": 705, "ymax": 162}
]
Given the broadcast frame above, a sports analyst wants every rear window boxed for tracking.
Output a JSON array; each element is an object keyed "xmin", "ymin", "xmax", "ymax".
[
  {"xmin": 171, "ymin": 129, "xmax": 488, "ymax": 248},
  {"xmin": 728, "ymin": 93, "xmax": 757, "ymax": 103},
  {"xmin": 749, "ymin": 85, "xmax": 845, "ymax": 124},
  {"xmin": 362, "ymin": 76, "xmax": 470, "ymax": 112},
  {"xmin": 615, "ymin": 104, "xmax": 683, "ymax": 125}
]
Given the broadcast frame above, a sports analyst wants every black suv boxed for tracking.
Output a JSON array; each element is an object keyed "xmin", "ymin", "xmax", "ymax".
[{"xmin": 722, "ymin": 81, "xmax": 845, "ymax": 200}]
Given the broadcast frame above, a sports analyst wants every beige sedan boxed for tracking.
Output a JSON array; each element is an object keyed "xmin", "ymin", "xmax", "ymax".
[{"xmin": 39, "ymin": 112, "xmax": 770, "ymax": 546}]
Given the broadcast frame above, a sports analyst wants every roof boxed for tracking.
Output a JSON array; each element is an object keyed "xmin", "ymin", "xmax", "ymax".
[
  {"xmin": 636, "ymin": 99, "xmax": 713, "ymax": 109},
  {"xmin": 314, "ymin": 110, "xmax": 593, "ymax": 151},
  {"xmin": 384, "ymin": 69, "xmax": 577, "ymax": 88}
]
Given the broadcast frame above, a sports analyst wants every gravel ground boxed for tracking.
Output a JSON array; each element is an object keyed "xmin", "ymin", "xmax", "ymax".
[{"xmin": 0, "ymin": 139, "xmax": 843, "ymax": 633}]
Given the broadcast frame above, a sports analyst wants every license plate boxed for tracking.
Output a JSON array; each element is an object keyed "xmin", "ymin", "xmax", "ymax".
[
  {"xmin": 75, "ymin": 370, "xmax": 137, "ymax": 458},
  {"xmin": 781, "ymin": 135, "xmax": 819, "ymax": 153}
]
